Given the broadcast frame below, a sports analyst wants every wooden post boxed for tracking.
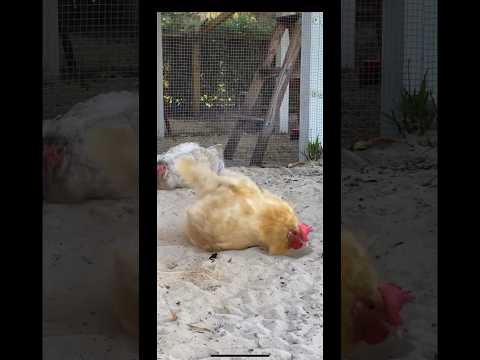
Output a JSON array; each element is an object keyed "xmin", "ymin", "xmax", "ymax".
[
  {"xmin": 43, "ymin": 0, "xmax": 59, "ymax": 81},
  {"xmin": 277, "ymin": 27, "xmax": 290, "ymax": 134},
  {"xmin": 157, "ymin": 12, "xmax": 165, "ymax": 138},
  {"xmin": 250, "ymin": 19, "xmax": 301, "ymax": 166},
  {"xmin": 224, "ymin": 21, "xmax": 286, "ymax": 160},
  {"xmin": 298, "ymin": 12, "xmax": 324, "ymax": 161},
  {"xmin": 191, "ymin": 38, "xmax": 201, "ymax": 116},
  {"xmin": 239, "ymin": 22, "xmax": 285, "ymax": 112}
]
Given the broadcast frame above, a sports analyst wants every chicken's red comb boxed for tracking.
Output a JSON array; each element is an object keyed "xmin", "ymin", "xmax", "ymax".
[
  {"xmin": 157, "ymin": 163, "xmax": 167, "ymax": 177},
  {"xmin": 288, "ymin": 224, "xmax": 313, "ymax": 250},
  {"xmin": 44, "ymin": 144, "xmax": 64, "ymax": 166},
  {"xmin": 378, "ymin": 283, "xmax": 414, "ymax": 327},
  {"xmin": 299, "ymin": 223, "xmax": 313, "ymax": 241}
]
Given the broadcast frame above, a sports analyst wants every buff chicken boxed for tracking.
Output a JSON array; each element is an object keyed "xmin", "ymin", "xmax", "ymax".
[
  {"xmin": 341, "ymin": 229, "xmax": 414, "ymax": 356},
  {"xmin": 175, "ymin": 156, "xmax": 313, "ymax": 255}
]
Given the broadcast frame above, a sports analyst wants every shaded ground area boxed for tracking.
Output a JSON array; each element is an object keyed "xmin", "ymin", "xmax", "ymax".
[{"xmin": 342, "ymin": 134, "xmax": 437, "ymax": 360}]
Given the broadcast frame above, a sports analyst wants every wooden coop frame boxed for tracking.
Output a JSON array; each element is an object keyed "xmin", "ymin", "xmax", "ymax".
[{"xmin": 157, "ymin": 12, "xmax": 325, "ymax": 166}]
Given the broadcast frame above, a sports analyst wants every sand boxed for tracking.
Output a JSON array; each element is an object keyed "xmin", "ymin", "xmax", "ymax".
[
  {"xmin": 42, "ymin": 134, "xmax": 436, "ymax": 360},
  {"xmin": 156, "ymin": 165, "xmax": 323, "ymax": 360},
  {"xmin": 43, "ymin": 199, "xmax": 139, "ymax": 359},
  {"xmin": 42, "ymin": 164, "xmax": 323, "ymax": 360},
  {"xmin": 342, "ymin": 135, "xmax": 437, "ymax": 360}
]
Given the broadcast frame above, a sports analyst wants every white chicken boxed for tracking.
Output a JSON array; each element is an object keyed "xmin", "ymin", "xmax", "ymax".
[
  {"xmin": 157, "ymin": 142, "xmax": 225, "ymax": 190},
  {"xmin": 43, "ymin": 91, "xmax": 139, "ymax": 203}
]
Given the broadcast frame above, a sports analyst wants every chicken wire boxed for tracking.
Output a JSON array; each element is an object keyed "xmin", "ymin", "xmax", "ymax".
[
  {"xmin": 43, "ymin": 0, "xmax": 139, "ymax": 120},
  {"xmin": 341, "ymin": 0, "xmax": 383, "ymax": 147},
  {"xmin": 403, "ymin": 0, "xmax": 437, "ymax": 97},
  {"xmin": 299, "ymin": 13, "xmax": 323, "ymax": 154},
  {"xmin": 157, "ymin": 12, "xmax": 303, "ymax": 167},
  {"xmin": 341, "ymin": 0, "xmax": 437, "ymax": 146}
]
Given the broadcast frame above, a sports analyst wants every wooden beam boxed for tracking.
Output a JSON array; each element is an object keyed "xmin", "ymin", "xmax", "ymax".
[
  {"xmin": 250, "ymin": 19, "xmax": 301, "ymax": 166},
  {"xmin": 224, "ymin": 21, "xmax": 287, "ymax": 160},
  {"xmin": 258, "ymin": 67, "xmax": 281, "ymax": 78},
  {"xmin": 231, "ymin": 114, "xmax": 265, "ymax": 123},
  {"xmin": 241, "ymin": 22, "xmax": 287, "ymax": 112},
  {"xmin": 191, "ymin": 42, "xmax": 202, "ymax": 115},
  {"xmin": 277, "ymin": 28, "xmax": 290, "ymax": 134}
]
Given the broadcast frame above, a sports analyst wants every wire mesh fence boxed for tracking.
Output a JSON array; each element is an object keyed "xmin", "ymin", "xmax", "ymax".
[
  {"xmin": 43, "ymin": 0, "xmax": 139, "ymax": 120},
  {"xmin": 42, "ymin": 3, "xmax": 437, "ymax": 159},
  {"xmin": 157, "ymin": 12, "xmax": 303, "ymax": 167},
  {"xmin": 341, "ymin": 0, "xmax": 437, "ymax": 146},
  {"xmin": 341, "ymin": 0, "xmax": 383, "ymax": 148},
  {"xmin": 403, "ymin": 0, "xmax": 437, "ymax": 97}
]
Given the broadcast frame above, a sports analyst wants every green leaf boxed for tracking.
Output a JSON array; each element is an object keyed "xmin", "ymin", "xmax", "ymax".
[
  {"xmin": 303, "ymin": 137, "xmax": 323, "ymax": 161},
  {"xmin": 386, "ymin": 66, "xmax": 437, "ymax": 136}
]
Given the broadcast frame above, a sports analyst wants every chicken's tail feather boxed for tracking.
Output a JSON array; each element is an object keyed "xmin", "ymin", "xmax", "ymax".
[{"xmin": 176, "ymin": 156, "xmax": 221, "ymax": 195}]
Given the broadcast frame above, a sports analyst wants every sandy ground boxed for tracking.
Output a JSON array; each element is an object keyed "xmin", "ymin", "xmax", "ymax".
[
  {"xmin": 42, "ymin": 164, "xmax": 323, "ymax": 360},
  {"xmin": 42, "ymin": 134, "xmax": 436, "ymax": 360},
  {"xmin": 43, "ymin": 199, "xmax": 139, "ymax": 359},
  {"xmin": 342, "ymin": 135, "xmax": 437, "ymax": 360},
  {"xmin": 157, "ymin": 165, "xmax": 323, "ymax": 360}
]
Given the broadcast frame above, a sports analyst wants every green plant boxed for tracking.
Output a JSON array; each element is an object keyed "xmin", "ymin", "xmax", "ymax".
[
  {"xmin": 383, "ymin": 62, "xmax": 437, "ymax": 136},
  {"xmin": 161, "ymin": 12, "xmax": 276, "ymax": 38},
  {"xmin": 303, "ymin": 137, "xmax": 323, "ymax": 161}
]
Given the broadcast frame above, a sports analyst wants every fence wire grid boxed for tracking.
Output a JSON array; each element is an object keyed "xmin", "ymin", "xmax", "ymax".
[
  {"xmin": 42, "ymin": 4, "xmax": 437, "ymax": 162},
  {"xmin": 43, "ymin": 0, "xmax": 139, "ymax": 120},
  {"xmin": 341, "ymin": 0, "xmax": 383, "ymax": 147},
  {"xmin": 157, "ymin": 12, "xmax": 303, "ymax": 167},
  {"xmin": 341, "ymin": 0, "xmax": 437, "ymax": 147},
  {"xmin": 403, "ymin": 0, "xmax": 437, "ymax": 97}
]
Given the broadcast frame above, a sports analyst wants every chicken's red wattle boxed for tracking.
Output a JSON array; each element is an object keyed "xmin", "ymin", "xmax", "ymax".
[
  {"xmin": 157, "ymin": 163, "xmax": 167, "ymax": 177},
  {"xmin": 44, "ymin": 144, "xmax": 64, "ymax": 168},
  {"xmin": 289, "ymin": 223, "xmax": 313, "ymax": 249},
  {"xmin": 378, "ymin": 283, "xmax": 415, "ymax": 327}
]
